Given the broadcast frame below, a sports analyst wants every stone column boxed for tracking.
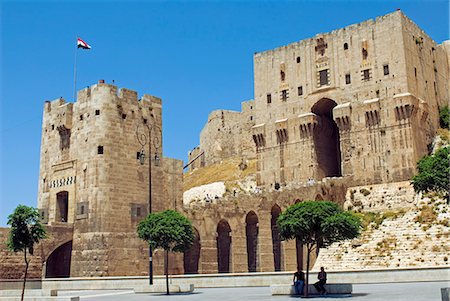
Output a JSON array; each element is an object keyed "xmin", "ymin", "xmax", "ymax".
[
  {"xmin": 283, "ymin": 239, "xmax": 297, "ymax": 271},
  {"xmin": 231, "ymin": 228, "xmax": 248, "ymax": 273},
  {"xmin": 258, "ymin": 215, "xmax": 274, "ymax": 272},
  {"xmin": 199, "ymin": 238, "xmax": 217, "ymax": 274}
]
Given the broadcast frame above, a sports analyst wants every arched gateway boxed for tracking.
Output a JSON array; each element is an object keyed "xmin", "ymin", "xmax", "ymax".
[
  {"xmin": 311, "ymin": 98, "xmax": 342, "ymax": 178},
  {"xmin": 45, "ymin": 240, "xmax": 72, "ymax": 278}
]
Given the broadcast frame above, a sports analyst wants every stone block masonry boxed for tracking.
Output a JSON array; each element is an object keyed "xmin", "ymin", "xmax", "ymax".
[{"xmin": 32, "ymin": 80, "xmax": 184, "ymax": 278}]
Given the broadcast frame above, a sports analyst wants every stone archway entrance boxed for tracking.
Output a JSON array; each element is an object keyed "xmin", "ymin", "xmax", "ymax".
[
  {"xmin": 271, "ymin": 205, "xmax": 282, "ymax": 271},
  {"xmin": 45, "ymin": 240, "xmax": 72, "ymax": 278},
  {"xmin": 311, "ymin": 98, "xmax": 342, "ymax": 179},
  {"xmin": 184, "ymin": 228, "xmax": 201, "ymax": 274},
  {"xmin": 217, "ymin": 220, "xmax": 232, "ymax": 273},
  {"xmin": 246, "ymin": 211, "xmax": 259, "ymax": 272}
]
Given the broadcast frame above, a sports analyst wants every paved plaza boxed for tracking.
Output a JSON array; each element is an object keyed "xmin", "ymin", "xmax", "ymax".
[{"xmin": 77, "ymin": 281, "xmax": 448, "ymax": 301}]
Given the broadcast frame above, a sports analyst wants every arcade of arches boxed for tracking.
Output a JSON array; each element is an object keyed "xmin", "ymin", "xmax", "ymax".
[{"xmin": 183, "ymin": 203, "xmax": 322, "ymax": 274}]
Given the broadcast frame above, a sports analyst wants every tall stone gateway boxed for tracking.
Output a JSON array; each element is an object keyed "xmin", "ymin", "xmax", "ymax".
[
  {"xmin": 37, "ymin": 81, "xmax": 183, "ymax": 277},
  {"xmin": 250, "ymin": 11, "xmax": 449, "ymax": 188}
]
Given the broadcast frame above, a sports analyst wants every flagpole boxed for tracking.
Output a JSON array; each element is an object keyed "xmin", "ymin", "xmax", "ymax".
[{"xmin": 73, "ymin": 37, "xmax": 78, "ymax": 101}]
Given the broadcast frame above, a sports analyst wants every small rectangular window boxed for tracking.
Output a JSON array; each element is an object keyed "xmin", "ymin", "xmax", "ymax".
[
  {"xmin": 98, "ymin": 145, "xmax": 104, "ymax": 154},
  {"xmin": 267, "ymin": 94, "xmax": 272, "ymax": 104},
  {"xmin": 319, "ymin": 69, "xmax": 329, "ymax": 86},
  {"xmin": 95, "ymin": 109, "xmax": 100, "ymax": 115},
  {"xmin": 122, "ymin": 114, "xmax": 127, "ymax": 119},
  {"xmin": 362, "ymin": 69, "xmax": 370, "ymax": 81},
  {"xmin": 345, "ymin": 74, "xmax": 351, "ymax": 84},
  {"xmin": 80, "ymin": 115, "xmax": 83, "ymax": 121},
  {"xmin": 383, "ymin": 64, "xmax": 389, "ymax": 75},
  {"xmin": 298, "ymin": 86, "xmax": 303, "ymax": 96},
  {"xmin": 414, "ymin": 67, "xmax": 417, "ymax": 78},
  {"xmin": 143, "ymin": 118, "xmax": 147, "ymax": 124},
  {"xmin": 281, "ymin": 89, "xmax": 288, "ymax": 101}
]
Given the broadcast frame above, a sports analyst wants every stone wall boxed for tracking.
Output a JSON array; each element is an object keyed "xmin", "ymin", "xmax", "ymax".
[
  {"xmin": 182, "ymin": 177, "xmax": 349, "ymax": 274},
  {"xmin": 0, "ymin": 224, "xmax": 73, "ymax": 279},
  {"xmin": 188, "ymin": 100, "xmax": 256, "ymax": 170},
  {"xmin": 250, "ymin": 11, "xmax": 448, "ymax": 189}
]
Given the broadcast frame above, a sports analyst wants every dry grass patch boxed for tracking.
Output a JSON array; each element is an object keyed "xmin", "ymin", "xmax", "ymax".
[{"xmin": 183, "ymin": 158, "xmax": 256, "ymax": 191}]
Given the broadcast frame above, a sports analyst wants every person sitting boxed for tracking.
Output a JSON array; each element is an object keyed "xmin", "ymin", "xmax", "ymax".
[
  {"xmin": 293, "ymin": 269, "xmax": 305, "ymax": 295},
  {"xmin": 314, "ymin": 266, "xmax": 327, "ymax": 295}
]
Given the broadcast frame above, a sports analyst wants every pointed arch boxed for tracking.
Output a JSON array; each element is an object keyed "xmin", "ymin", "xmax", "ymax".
[
  {"xmin": 45, "ymin": 240, "xmax": 72, "ymax": 278},
  {"xmin": 311, "ymin": 98, "xmax": 342, "ymax": 178},
  {"xmin": 271, "ymin": 204, "xmax": 282, "ymax": 271},
  {"xmin": 184, "ymin": 227, "xmax": 201, "ymax": 274},
  {"xmin": 246, "ymin": 211, "xmax": 259, "ymax": 272},
  {"xmin": 217, "ymin": 219, "xmax": 232, "ymax": 273}
]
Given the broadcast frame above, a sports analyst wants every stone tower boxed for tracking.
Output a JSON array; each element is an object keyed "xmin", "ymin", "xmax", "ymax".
[{"xmin": 37, "ymin": 81, "xmax": 183, "ymax": 277}]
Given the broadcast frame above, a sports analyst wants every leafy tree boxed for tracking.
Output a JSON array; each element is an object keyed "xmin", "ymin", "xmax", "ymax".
[
  {"xmin": 440, "ymin": 106, "xmax": 449, "ymax": 129},
  {"xmin": 277, "ymin": 201, "xmax": 361, "ymax": 296},
  {"xmin": 137, "ymin": 210, "xmax": 194, "ymax": 295},
  {"xmin": 412, "ymin": 146, "xmax": 449, "ymax": 196},
  {"xmin": 7, "ymin": 205, "xmax": 47, "ymax": 301}
]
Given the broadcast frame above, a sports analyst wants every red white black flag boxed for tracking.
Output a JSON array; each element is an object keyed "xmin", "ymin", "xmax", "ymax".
[{"xmin": 77, "ymin": 37, "xmax": 91, "ymax": 49}]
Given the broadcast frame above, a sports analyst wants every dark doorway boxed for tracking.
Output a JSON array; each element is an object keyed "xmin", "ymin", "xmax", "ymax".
[
  {"xmin": 184, "ymin": 228, "xmax": 201, "ymax": 274},
  {"xmin": 45, "ymin": 241, "xmax": 72, "ymax": 278},
  {"xmin": 246, "ymin": 211, "xmax": 259, "ymax": 272},
  {"xmin": 56, "ymin": 191, "xmax": 69, "ymax": 222},
  {"xmin": 271, "ymin": 205, "xmax": 282, "ymax": 271},
  {"xmin": 217, "ymin": 220, "xmax": 232, "ymax": 273},
  {"xmin": 311, "ymin": 98, "xmax": 342, "ymax": 178}
]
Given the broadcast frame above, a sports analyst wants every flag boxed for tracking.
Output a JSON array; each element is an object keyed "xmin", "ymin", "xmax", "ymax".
[{"xmin": 77, "ymin": 37, "xmax": 91, "ymax": 49}]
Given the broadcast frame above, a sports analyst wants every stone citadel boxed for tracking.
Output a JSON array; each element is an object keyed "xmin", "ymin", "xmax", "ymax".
[{"xmin": 1, "ymin": 10, "xmax": 449, "ymax": 279}]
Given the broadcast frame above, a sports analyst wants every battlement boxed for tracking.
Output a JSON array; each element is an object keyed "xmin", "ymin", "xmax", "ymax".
[
  {"xmin": 254, "ymin": 10, "xmax": 404, "ymax": 58},
  {"xmin": 73, "ymin": 80, "xmax": 161, "ymax": 109}
]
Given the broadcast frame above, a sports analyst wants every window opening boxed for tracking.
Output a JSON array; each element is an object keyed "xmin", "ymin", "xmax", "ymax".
[{"xmin": 345, "ymin": 74, "xmax": 351, "ymax": 84}]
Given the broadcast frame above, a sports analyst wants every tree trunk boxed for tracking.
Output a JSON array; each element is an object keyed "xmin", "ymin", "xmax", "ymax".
[
  {"xmin": 21, "ymin": 249, "xmax": 29, "ymax": 301},
  {"xmin": 165, "ymin": 249, "xmax": 169, "ymax": 295},
  {"xmin": 305, "ymin": 244, "xmax": 311, "ymax": 297}
]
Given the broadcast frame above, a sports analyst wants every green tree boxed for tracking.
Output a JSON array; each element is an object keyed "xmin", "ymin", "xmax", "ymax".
[
  {"xmin": 439, "ymin": 106, "xmax": 449, "ymax": 129},
  {"xmin": 7, "ymin": 205, "xmax": 47, "ymax": 301},
  {"xmin": 137, "ymin": 210, "xmax": 194, "ymax": 295},
  {"xmin": 277, "ymin": 201, "xmax": 361, "ymax": 296},
  {"xmin": 412, "ymin": 146, "xmax": 449, "ymax": 196}
]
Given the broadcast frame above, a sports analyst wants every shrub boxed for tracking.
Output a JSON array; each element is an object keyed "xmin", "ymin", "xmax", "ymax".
[
  {"xmin": 412, "ymin": 147, "xmax": 449, "ymax": 195},
  {"xmin": 439, "ymin": 106, "xmax": 450, "ymax": 129}
]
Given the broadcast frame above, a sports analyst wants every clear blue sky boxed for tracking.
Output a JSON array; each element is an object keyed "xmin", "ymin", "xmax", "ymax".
[{"xmin": 0, "ymin": 0, "xmax": 448, "ymax": 227}]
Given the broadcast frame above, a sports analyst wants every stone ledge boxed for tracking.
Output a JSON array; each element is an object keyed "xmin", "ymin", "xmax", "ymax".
[
  {"xmin": 271, "ymin": 284, "xmax": 352, "ymax": 295},
  {"xmin": 134, "ymin": 284, "xmax": 194, "ymax": 293},
  {"xmin": 0, "ymin": 297, "xmax": 79, "ymax": 301}
]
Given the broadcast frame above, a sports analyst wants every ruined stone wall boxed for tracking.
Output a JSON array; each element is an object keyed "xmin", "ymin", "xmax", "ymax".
[
  {"xmin": 251, "ymin": 11, "xmax": 446, "ymax": 189},
  {"xmin": 188, "ymin": 100, "xmax": 256, "ymax": 170},
  {"xmin": 187, "ymin": 146, "xmax": 205, "ymax": 172}
]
